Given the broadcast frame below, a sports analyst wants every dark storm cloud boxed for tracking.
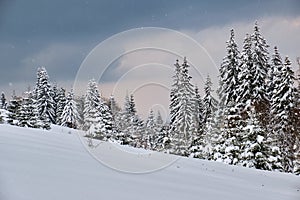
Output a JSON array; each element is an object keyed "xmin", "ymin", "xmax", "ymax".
[
  {"xmin": 0, "ymin": 0, "xmax": 299, "ymax": 94},
  {"xmin": 2, "ymin": 0, "xmax": 299, "ymax": 38}
]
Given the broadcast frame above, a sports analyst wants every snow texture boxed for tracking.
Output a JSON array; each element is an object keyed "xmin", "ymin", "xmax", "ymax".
[{"xmin": 0, "ymin": 124, "xmax": 299, "ymax": 200}]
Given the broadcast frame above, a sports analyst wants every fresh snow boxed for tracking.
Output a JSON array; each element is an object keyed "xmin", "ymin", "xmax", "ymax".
[{"xmin": 0, "ymin": 124, "xmax": 299, "ymax": 200}]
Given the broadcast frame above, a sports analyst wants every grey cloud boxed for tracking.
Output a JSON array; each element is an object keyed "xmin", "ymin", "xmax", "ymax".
[{"xmin": 0, "ymin": 0, "xmax": 300, "ymax": 96}]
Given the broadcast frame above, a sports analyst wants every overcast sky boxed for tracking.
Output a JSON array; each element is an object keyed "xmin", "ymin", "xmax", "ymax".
[{"xmin": 1, "ymin": 0, "xmax": 299, "ymax": 118}]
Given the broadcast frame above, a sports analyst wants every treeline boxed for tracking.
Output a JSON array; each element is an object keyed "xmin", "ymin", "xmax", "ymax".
[
  {"xmin": 167, "ymin": 22, "xmax": 300, "ymax": 174},
  {"xmin": 0, "ymin": 22, "xmax": 299, "ymax": 175}
]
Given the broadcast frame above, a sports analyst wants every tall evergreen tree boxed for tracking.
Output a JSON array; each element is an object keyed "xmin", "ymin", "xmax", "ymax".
[
  {"xmin": 240, "ymin": 107, "xmax": 277, "ymax": 170},
  {"xmin": 218, "ymin": 29, "xmax": 241, "ymax": 106},
  {"xmin": 271, "ymin": 56, "xmax": 296, "ymax": 172},
  {"xmin": 169, "ymin": 59, "xmax": 182, "ymax": 131},
  {"xmin": 115, "ymin": 93, "xmax": 133, "ymax": 132},
  {"xmin": 109, "ymin": 95, "xmax": 119, "ymax": 119},
  {"xmin": 51, "ymin": 84, "xmax": 59, "ymax": 124},
  {"xmin": 61, "ymin": 90, "xmax": 80, "ymax": 129},
  {"xmin": 75, "ymin": 95, "xmax": 85, "ymax": 129},
  {"xmin": 216, "ymin": 29, "xmax": 245, "ymax": 165},
  {"xmin": 93, "ymin": 96, "xmax": 115, "ymax": 139},
  {"xmin": 203, "ymin": 75, "xmax": 217, "ymax": 125},
  {"xmin": 169, "ymin": 58, "xmax": 195, "ymax": 155},
  {"xmin": 55, "ymin": 87, "xmax": 66, "ymax": 125},
  {"xmin": 191, "ymin": 86, "xmax": 204, "ymax": 134},
  {"xmin": 17, "ymin": 91, "xmax": 40, "ymax": 128},
  {"xmin": 237, "ymin": 34, "xmax": 253, "ymax": 110},
  {"xmin": 1, "ymin": 92, "xmax": 7, "ymax": 109},
  {"xmin": 83, "ymin": 79, "xmax": 101, "ymax": 131},
  {"xmin": 144, "ymin": 109, "xmax": 157, "ymax": 149},
  {"xmin": 35, "ymin": 67, "xmax": 55, "ymax": 125},
  {"xmin": 250, "ymin": 22, "xmax": 270, "ymax": 129},
  {"xmin": 7, "ymin": 94, "xmax": 22, "ymax": 125},
  {"xmin": 156, "ymin": 110, "xmax": 163, "ymax": 128}
]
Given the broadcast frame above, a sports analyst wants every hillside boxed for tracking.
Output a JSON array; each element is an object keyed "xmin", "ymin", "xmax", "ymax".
[{"xmin": 0, "ymin": 124, "xmax": 299, "ymax": 200}]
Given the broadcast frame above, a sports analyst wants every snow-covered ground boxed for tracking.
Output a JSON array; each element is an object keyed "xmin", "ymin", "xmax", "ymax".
[{"xmin": 0, "ymin": 124, "xmax": 299, "ymax": 200}]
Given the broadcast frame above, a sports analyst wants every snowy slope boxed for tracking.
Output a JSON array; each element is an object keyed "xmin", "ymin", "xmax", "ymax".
[{"xmin": 0, "ymin": 124, "xmax": 299, "ymax": 200}]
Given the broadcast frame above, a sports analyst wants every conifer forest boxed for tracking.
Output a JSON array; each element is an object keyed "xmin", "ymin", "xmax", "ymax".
[{"xmin": 1, "ymin": 22, "xmax": 300, "ymax": 175}]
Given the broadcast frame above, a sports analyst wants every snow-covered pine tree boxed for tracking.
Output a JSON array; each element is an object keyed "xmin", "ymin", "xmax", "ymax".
[
  {"xmin": 128, "ymin": 115, "xmax": 145, "ymax": 147},
  {"xmin": 267, "ymin": 47, "xmax": 282, "ymax": 101},
  {"xmin": 240, "ymin": 107, "xmax": 276, "ymax": 170},
  {"xmin": 17, "ymin": 91, "xmax": 40, "ymax": 128},
  {"xmin": 215, "ymin": 29, "xmax": 245, "ymax": 165},
  {"xmin": 156, "ymin": 110, "xmax": 163, "ymax": 129},
  {"xmin": 0, "ymin": 106, "xmax": 8, "ymax": 124},
  {"xmin": 203, "ymin": 75, "xmax": 218, "ymax": 126},
  {"xmin": 75, "ymin": 95, "xmax": 85, "ymax": 129},
  {"xmin": 83, "ymin": 79, "xmax": 115, "ymax": 138},
  {"xmin": 218, "ymin": 29, "xmax": 241, "ymax": 107},
  {"xmin": 216, "ymin": 105, "xmax": 244, "ymax": 165},
  {"xmin": 202, "ymin": 75, "xmax": 219, "ymax": 159},
  {"xmin": 51, "ymin": 84, "xmax": 59, "ymax": 124},
  {"xmin": 169, "ymin": 59, "xmax": 182, "ymax": 133},
  {"xmin": 109, "ymin": 95, "xmax": 120, "ymax": 119},
  {"xmin": 119, "ymin": 94, "xmax": 145, "ymax": 147},
  {"xmin": 237, "ymin": 33, "xmax": 253, "ymax": 111},
  {"xmin": 189, "ymin": 86, "xmax": 207, "ymax": 159},
  {"xmin": 0, "ymin": 112, "xmax": 3, "ymax": 124},
  {"xmin": 7, "ymin": 94, "xmax": 22, "ymax": 125},
  {"xmin": 144, "ymin": 109, "xmax": 157, "ymax": 149},
  {"xmin": 61, "ymin": 90, "xmax": 80, "ymax": 129},
  {"xmin": 293, "ymin": 61, "xmax": 300, "ymax": 175},
  {"xmin": 271, "ymin": 56, "xmax": 296, "ymax": 172},
  {"xmin": 55, "ymin": 87, "xmax": 66, "ymax": 125},
  {"xmin": 83, "ymin": 79, "xmax": 101, "ymax": 131},
  {"xmin": 1, "ymin": 92, "xmax": 7, "ymax": 109},
  {"xmin": 115, "ymin": 93, "xmax": 133, "ymax": 132},
  {"xmin": 93, "ymin": 96, "xmax": 115, "ymax": 140},
  {"xmin": 250, "ymin": 22, "xmax": 270, "ymax": 130},
  {"xmin": 169, "ymin": 58, "xmax": 195, "ymax": 156},
  {"xmin": 177, "ymin": 57, "xmax": 195, "ymax": 142},
  {"xmin": 35, "ymin": 67, "xmax": 56, "ymax": 125},
  {"xmin": 191, "ymin": 86, "xmax": 204, "ymax": 135},
  {"xmin": 129, "ymin": 94, "xmax": 136, "ymax": 116}
]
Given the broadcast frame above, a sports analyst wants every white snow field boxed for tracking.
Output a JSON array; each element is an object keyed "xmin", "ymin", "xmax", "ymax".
[{"xmin": 0, "ymin": 124, "xmax": 299, "ymax": 200}]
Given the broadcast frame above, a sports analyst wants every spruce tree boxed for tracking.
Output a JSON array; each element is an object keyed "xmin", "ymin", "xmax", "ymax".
[
  {"xmin": 191, "ymin": 86, "xmax": 204, "ymax": 134},
  {"xmin": 240, "ymin": 107, "xmax": 275, "ymax": 170},
  {"xmin": 83, "ymin": 79, "xmax": 101, "ymax": 131},
  {"xmin": 216, "ymin": 29, "xmax": 245, "ymax": 165},
  {"xmin": 55, "ymin": 87, "xmax": 66, "ymax": 125},
  {"xmin": 109, "ymin": 95, "xmax": 119, "ymax": 119},
  {"xmin": 17, "ymin": 91, "xmax": 40, "ymax": 128},
  {"xmin": 293, "ymin": 57, "xmax": 300, "ymax": 174},
  {"xmin": 189, "ymin": 86, "xmax": 208, "ymax": 159},
  {"xmin": 75, "ymin": 95, "xmax": 85, "ymax": 129},
  {"xmin": 203, "ymin": 75, "xmax": 218, "ymax": 125},
  {"xmin": 271, "ymin": 56, "xmax": 296, "ymax": 172},
  {"xmin": 7, "ymin": 94, "xmax": 22, "ymax": 125},
  {"xmin": 35, "ymin": 67, "xmax": 56, "ymax": 125},
  {"xmin": 1, "ymin": 92, "xmax": 7, "ymax": 109},
  {"xmin": 61, "ymin": 90, "xmax": 80, "ymax": 129},
  {"xmin": 115, "ymin": 94, "xmax": 133, "ymax": 132},
  {"xmin": 51, "ymin": 84, "xmax": 61, "ymax": 124},
  {"xmin": 169, "ymin": 58, "xmax": 195, "ymax": 156},
  {"xmin": 156, "ymin": 110, "xmax": 163, "ymax": 129},
  {"xmin": 250, "ymin": 22, "xmax": 270, "ymax": 129},
  {"xmin": 218, "ymin": 29, "xmax": 241, "ymax": 106},
  {"xmin": 93, "ymin": 96, "xmax": 114, "ymax": 140},
  {"xmin": 169, "ymin": 59, "xmax": 181, "ymax": 132},
  {"xmin": 237, "ymin": 34, "xmax": 253, "ymax": 110},
  {"xmin": 144, "ymin": 109, "xmax": 157, "ymax": 149}
]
